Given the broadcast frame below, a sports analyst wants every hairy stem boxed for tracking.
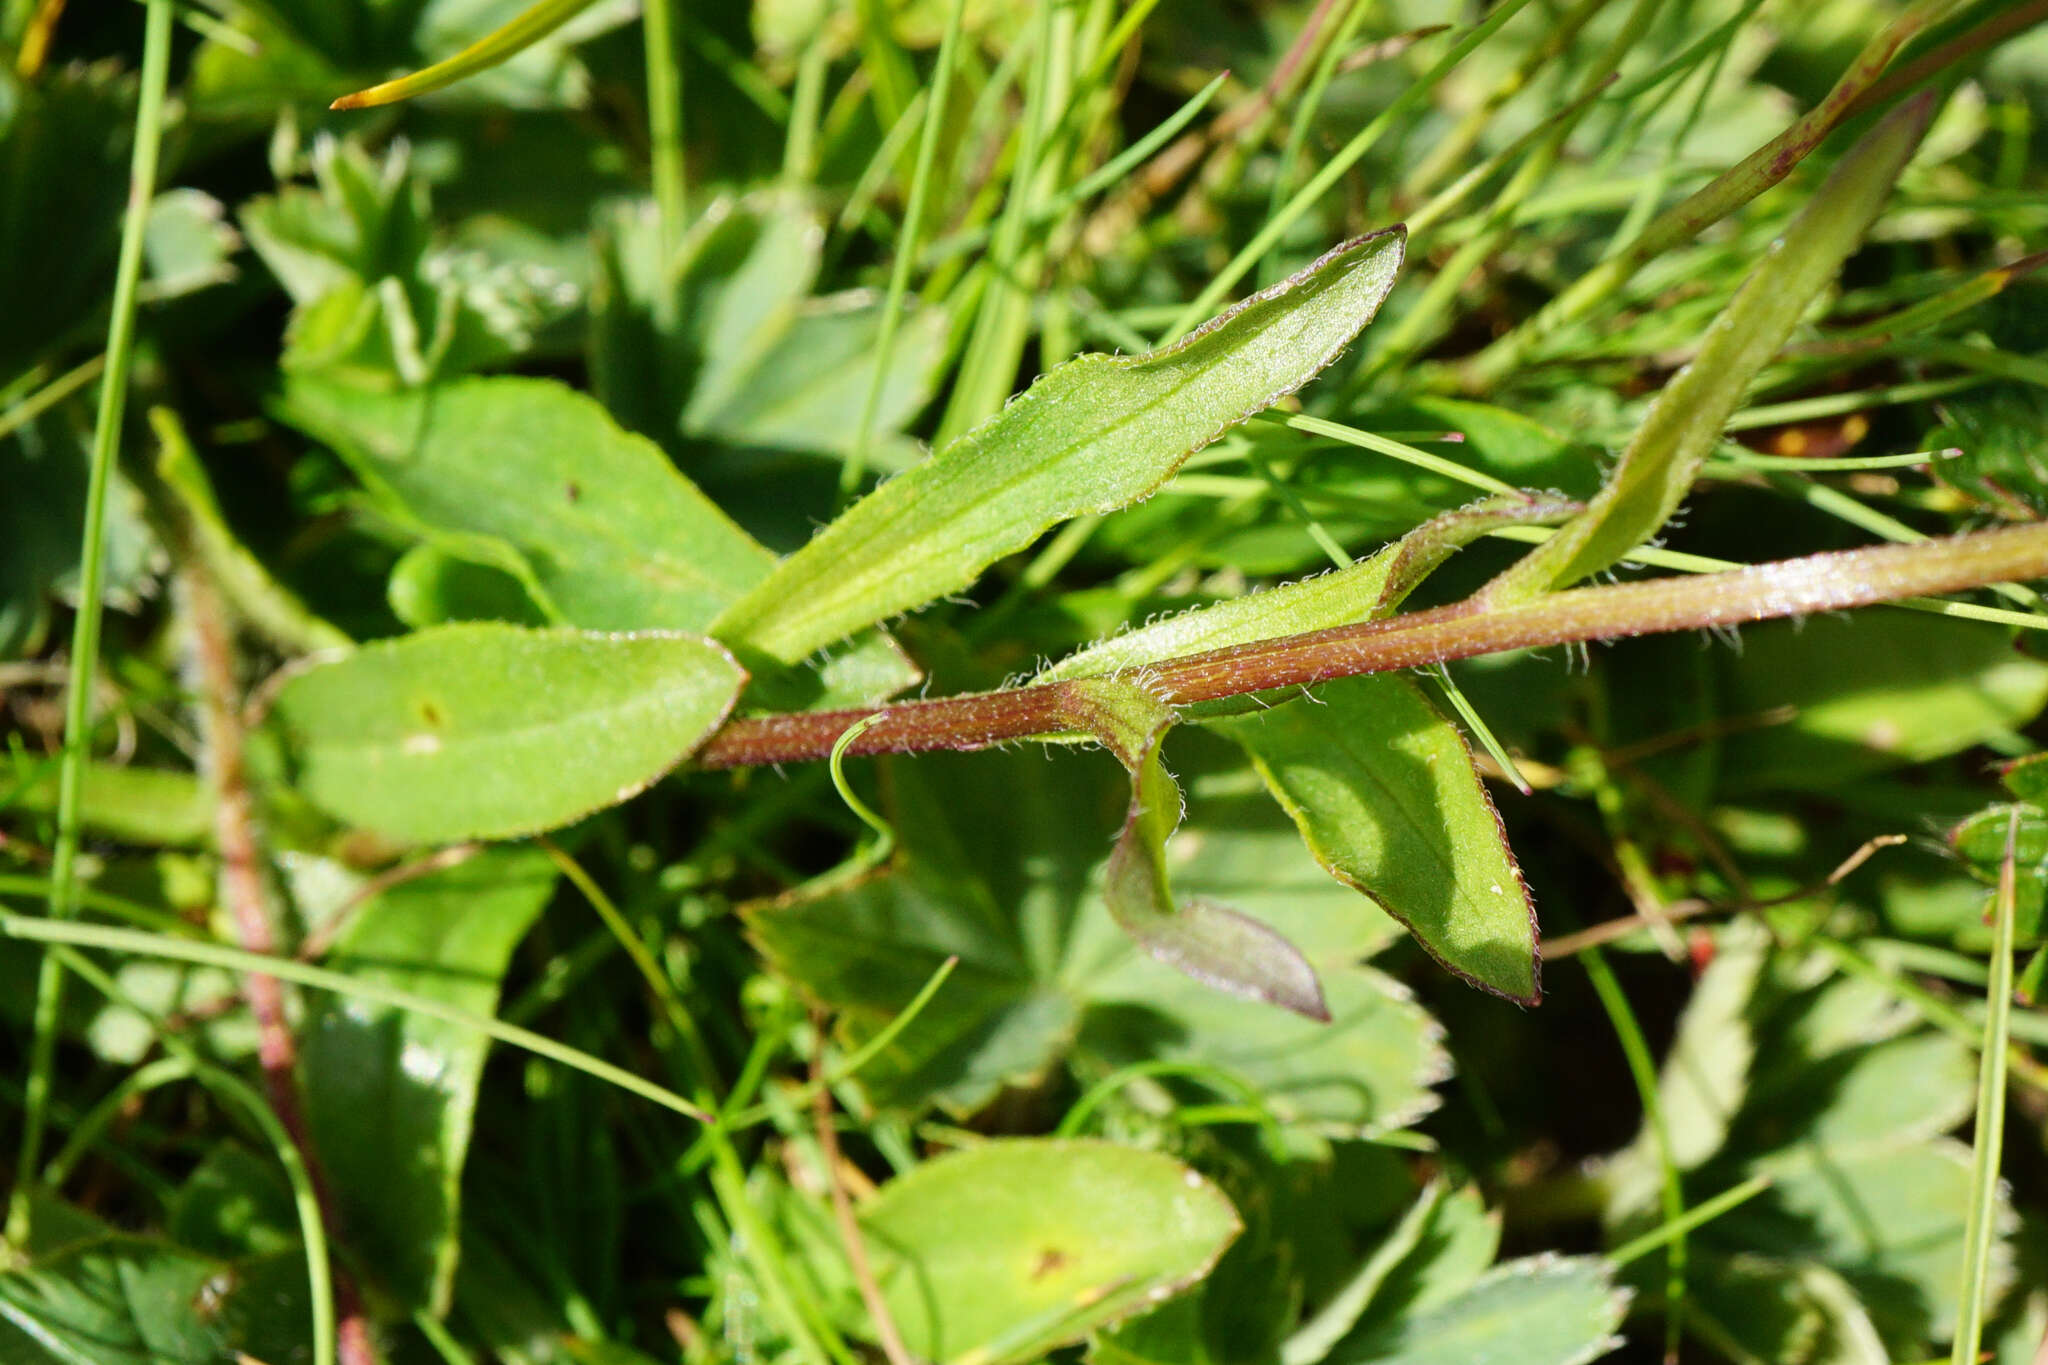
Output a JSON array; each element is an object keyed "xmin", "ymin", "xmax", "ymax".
[{"xmin": 699, "ymin": 522, "xmax": 2048, "ymax": 770}]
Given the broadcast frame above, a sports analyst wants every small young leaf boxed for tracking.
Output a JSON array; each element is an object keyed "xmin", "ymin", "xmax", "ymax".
[
  {"xmin": 1040, "ymin": 492, "xmax": 1577, "ymax": 683},
  {"xmin": 712, "ymin": 229, "xmax": 1407, "ymax": 666},
  {"xmin": 1055, "ymin": 678, "xmax": 1329, "ymax": 1020},
  {"xmin": 1482, "ymin": 93, "xmax": 1937, "ymax": 604},
  {"xmin": 859, "ymin": 1139, "xmax": 1241, "ymax": 1364},
  {"xmin": 271, "ymin": 623, "xmax": 744, "ymax": 842},
  {"xmin": 298, "ymin": 848, "xmax": 556, "ymax": 1314},
  {"xmin": 1321, "ymin": 1256, "xmax": 1628, "ymax": 1365},
  {"xmin": 1214, "ymin": 674, "xmax": 1539, "ymax": 1004}
]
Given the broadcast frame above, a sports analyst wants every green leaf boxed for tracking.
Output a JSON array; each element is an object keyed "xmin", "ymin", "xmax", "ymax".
[
  {"xmin": 858, "ymin": 1139, "xmax": 1241, "ymax": 1364},
  {"xmin": 167, "ymin": 1143, "xmax": 300, "ymax": 1261},
  {"xmin": 1685, "ymin": 1255, "xmax": 1888, "ymax": 1365},
  {"xmin": 278, "ymin": 370, "xmax": 921, "ymax": 708},
  {"xmin": 689, "ymin": 289, "xmax": 949, "ymax": 464},
  {"xmin": 1603, "ymin": 920, "xmax": 1770, "ymax": 1223},
  {"xmin": 1281, "ymin": 1183, "xmax": 1448, "ymax": 1365},
  {"xmin": 1213, "ymin": 673, "xmax": 1539, "ymax": 1003},
  {"xmin": 278, "ymin": 374, "xmax": 776, "ymax": 631},
  {"xmin": 1712, "ymin": 613, "xmax": 2048, "ymax": 793},
  {"xmin": 1349, "ymin": 1184, "xmax": 1503, "ymax": 1328},
  {"xmin": 0, "ymin": 65, "xmax": 133, "ymax": 381},
  {"xmin": 1, "ymin": 413, "xmax": 155, "ymax": 662},
  {"xmin": 143, "ymin": 189, "xmax": 239, "ymax": 300},
  {"xmin": 270, "ymin": 623, "xmax": 744, "ymax": 842},
  {"xmin": 1953, "ymin": 803, "xmax": 2048, "ymax": 868},
  {"xmin": 1075, "ymin": 954, "xmax": 1448, "ymax": 1138},
  {"xmin": 244, "ymin": 139, "xmax": 576, "ymax": 384},
  {"xmin": 590, "ymin": 193, "xmax": 946, "ymax": 468},
  {"xmin": 2, "ymin": 761, "xmax": 210, "ymax": 848},
  {"xmin": 1040, "ymin": 493, "xmax": 1577, "ymax": 684},
  {"xmin": 387, "ymin": 542, "xmax": 551, "ymax": 629},
  {"xmin": 0, "ymin": 1236, "xmax": 240, "ymax": 1364},
  {"xmin": 299, "ymin": 846, "xmax": 556, "ymax": 1313},
  {"xmin": 1722, "ymin": 1139, "xmax": 2010, "ymax": 1344},
  {"xmin": 1322, "ymin": 1256, "xmax": 1627, "ymax": 1365},
  {"xmin": 748, "ymin": 742, "xmax": 1445, "ymax": 1126},
  {"xmin": 1055, "ymin": 678, "xmax": 1328, "ymax": 1019},
  {"xmin": 1933, "ymin": 381, "xmax": 2048, "ymax": 519},
  {"xmin": 2001, "ymin": 752, "xmax": 2048, "ymax": 804},
  {"xmin": 712, "ymin": 229, "xmax": 1408, "ymax": 667},
  {"xmin": 1482, "ymin": 93, "xmax": 1937, "ymax": 603}
]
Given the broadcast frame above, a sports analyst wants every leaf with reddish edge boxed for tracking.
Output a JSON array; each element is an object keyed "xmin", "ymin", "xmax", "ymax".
[
  {"xmin": 1053, "ymin": 679, "xmax": 1329, "ymax": 1021},
  {"xmin": 1213, "ymin": 673, "xmax": 1540, "ymax": 1004}
]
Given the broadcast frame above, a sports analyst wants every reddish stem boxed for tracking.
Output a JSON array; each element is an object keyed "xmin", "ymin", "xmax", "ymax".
[
  {"xmin": 183, "ymin": 561, "xmax": 378, "ymax": 1365},
  {"xmin": 698, "ymin": 522, "xmax": 2048, "ymax": 770}
]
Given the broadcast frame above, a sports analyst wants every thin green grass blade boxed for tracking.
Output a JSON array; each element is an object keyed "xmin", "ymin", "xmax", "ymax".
[
  {"xmin": 1480, "ymin": 92, "xmax": 1938, "ymax": 604},
  {"xmin": 329, "ymin": 0, "xmax": 604, "ymax": 110}
]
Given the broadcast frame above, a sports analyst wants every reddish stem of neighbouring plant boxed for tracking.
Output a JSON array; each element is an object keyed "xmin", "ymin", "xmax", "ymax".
[
  {"xmin": 698, "ymin": 522, "xmax": 2048, "ymax": 771},
  {"xmin": 183, "ymin": 559, "xmax": 379, "ymax": 1365}
]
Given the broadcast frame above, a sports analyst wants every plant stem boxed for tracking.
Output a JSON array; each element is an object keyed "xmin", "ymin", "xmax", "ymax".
[
  {"xmin": 643, "ymin": 0, "xmax": 687, "ymax": 256},
  {"xmin": 8, "ymin": 0, "xmax": 172, "ymax": 1251},
  {"xmin": 177, "ymin": 532, "xmax": 376, "ymax": 1365},
  {"xmin": 1952, "ymin": 808, "xmax": 2018, "ymax": 1365},
  {"xmin": 698, "ymin": 521, "xmax": 2048, "ymax": 769}
]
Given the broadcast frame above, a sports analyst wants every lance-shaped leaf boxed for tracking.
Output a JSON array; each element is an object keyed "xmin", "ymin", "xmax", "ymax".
[
  {"xmin": 1214, "ymin": 673, "xmax": 1539, "ymax": 1004},
  {"xmin": 1054, "ymin": 679, "xmax": 1328, "ymax": 1020},
  {"xmin": 1039, "ymin": 492, "xmax": 1577, "ymax": 683},
  {"xmin": 711, "ymin": 229, "xmax": 1407, "ymax": 667},
  {"xmin": 271, "ymin": 624, "xmax": 744, "ymax": 843},
  {"xmin": 1481, "ymin": 92, "xmax": 1937, "ymax": 605}
]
